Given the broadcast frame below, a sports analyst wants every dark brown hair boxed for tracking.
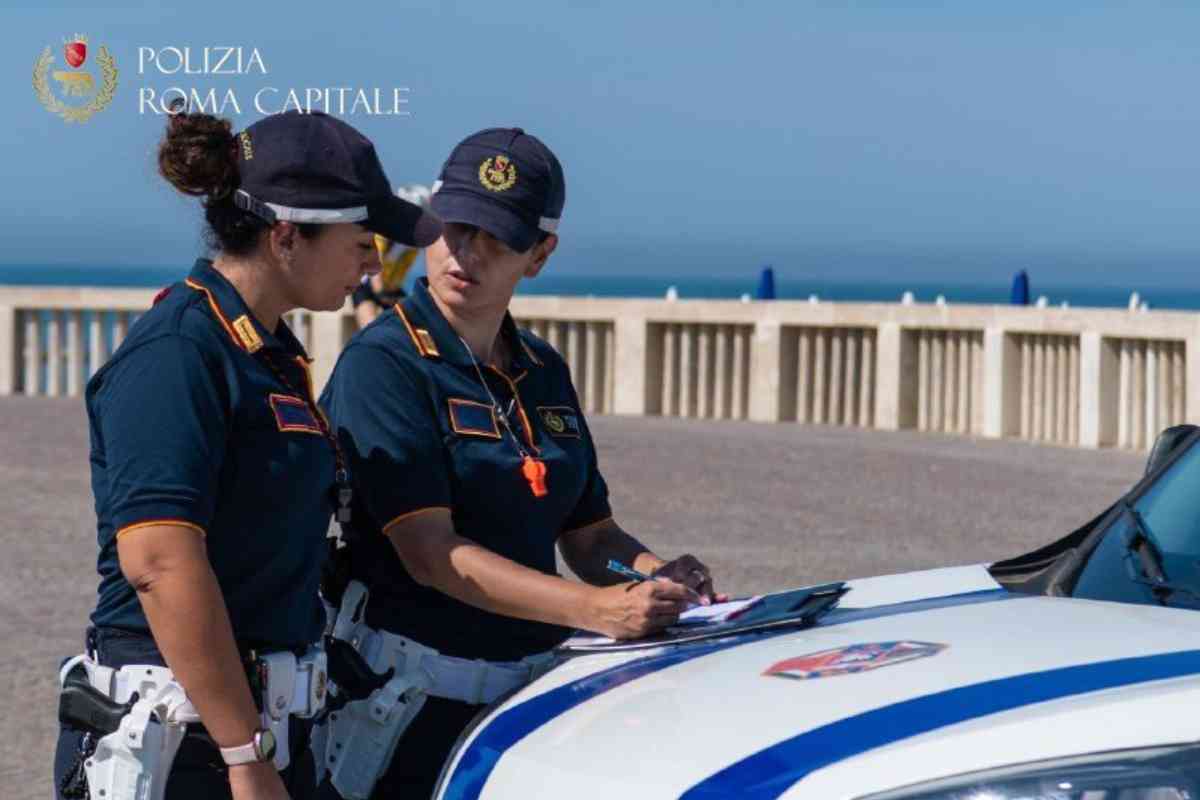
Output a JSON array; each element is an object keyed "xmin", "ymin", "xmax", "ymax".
[{"xmin": 157, "ymin": 103, "xmax": 319, "ymax": 255}]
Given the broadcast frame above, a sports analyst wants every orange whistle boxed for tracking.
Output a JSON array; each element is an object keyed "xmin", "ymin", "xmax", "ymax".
[{"xmin": 521, "ymin": 456, "xmax": 548, "ymax": 498}]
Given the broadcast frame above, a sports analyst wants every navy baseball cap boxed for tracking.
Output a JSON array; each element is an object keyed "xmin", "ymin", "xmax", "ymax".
[
  {"xmin": 232, "ymin": 111, "xmax": 442, "ymax": 247},
  {"xmin": 430, "ymin": 127, "xmax": 564, "ymax": 253}
]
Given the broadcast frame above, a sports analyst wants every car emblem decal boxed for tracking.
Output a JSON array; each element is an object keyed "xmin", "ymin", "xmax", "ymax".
[{"xmin": 764, "ymin": 641, "xmax": 947, "ymax": 681}]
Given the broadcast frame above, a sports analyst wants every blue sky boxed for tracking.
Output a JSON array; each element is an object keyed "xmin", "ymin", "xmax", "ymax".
[{"xmin": 4, "ymin": 1, "xmax": 1200, "ymax": 285}]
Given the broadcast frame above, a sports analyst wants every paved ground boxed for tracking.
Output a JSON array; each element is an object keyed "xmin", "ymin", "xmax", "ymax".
[{"xmin": 0, "ymin": 396, "xmax": 1146, "ymax": 797}]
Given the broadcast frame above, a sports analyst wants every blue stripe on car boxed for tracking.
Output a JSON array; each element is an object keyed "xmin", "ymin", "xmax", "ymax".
[
  {"xmin": 682, "ymin": 648, "xmax": 1200, "ymax": 799},
  {"xmin": 439, "ymin": 588, "xmax": 1014, "ymax": 800}
]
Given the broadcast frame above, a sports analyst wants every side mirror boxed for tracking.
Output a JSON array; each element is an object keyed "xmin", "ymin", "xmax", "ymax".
[{"xmin": 1145, "ymin": 425, "xmax": 1199, "ymax": 476}]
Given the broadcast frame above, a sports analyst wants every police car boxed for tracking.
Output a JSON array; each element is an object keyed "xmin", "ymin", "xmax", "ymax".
[{"xmin": 433, "ymin": 425, "xmax": 1200, "ymax": 799}]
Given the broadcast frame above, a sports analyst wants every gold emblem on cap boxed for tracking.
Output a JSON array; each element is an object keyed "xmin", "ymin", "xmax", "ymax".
[{"xmin": 478, "ymin": 155, "xmax": 517, "ymax": 192}]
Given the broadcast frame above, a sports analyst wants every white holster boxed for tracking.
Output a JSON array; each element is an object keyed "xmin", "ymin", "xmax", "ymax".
[
  {"xmin": 61, "ymin": 645, "xmax": 328, "ymax": 799},
  {"xmin": 322, "ymin": 581, "xmax": 557, "ymax": 800},
  {"xmin": 59, "ymin": 654, "xmax": 199, "ymax": 800},
  {"xmin": 256, "ymin": 647, "xmax": 329, "ymax": 770}
]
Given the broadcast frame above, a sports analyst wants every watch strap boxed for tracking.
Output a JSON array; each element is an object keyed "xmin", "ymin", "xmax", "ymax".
[
  {"xmin": 219, "ymin": 728, "xmax": 272, "ymax": 766},
  {"xmin": 219, "ymin": 740, "xmax": 260, "ymax": 766}
]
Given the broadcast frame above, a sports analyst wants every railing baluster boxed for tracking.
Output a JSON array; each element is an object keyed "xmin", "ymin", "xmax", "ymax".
[
  {"xmin": 1132, "ymin": 341, "xmax": 1146, "ymax": 450},
  {"xmin": 1033, "ymin": 336, "xmax": 1047, "ymax": 441},
  {"xmin": 860, "ymin": 331, "xmax": 875, "ymax": 428},
  {"xmin": 943, "ymin": 332, "xmax": 957, "ymax": 433},
  {"xmin": 604, "ymin": 323, "xmax": 615, "ymax": 414},
  {"xmin": 714, "ymin": 325, "xmax": 730, "ymax": 419},
  {"xmin": 1172, "ymin": 342, "xmax": 1186, "ymax": 426},
  {"xmin": 796, "ymin": 328, "xmax": 812, "ymax": 424},
  {"xmin": 829, "ymin": 329, "xmax": 844, "ymax": 425},
  {"xmin": 1067, "ymin": 338, "xmax": 1080, "ymax": 445},
  {"xmin": 89, "ymin": 311, "xmax": 104, "ymax": 379},
  {"xmin": 23, "ymin": 310, "xmax": 40, "ymax": 396},
  {"xmin": 586, "ymin": 322, "xmax": 603, "ymax": 414},
  {"xmin": 844, "ymin": 330, "xmax": 860, "ymax": 426},
  {"xmin": 917, "ymin": 331, "xmax": 930, "ymax": 431},
  {"xmin": 813, "ymin": 330, "xmax": 828, "ymax": 424},
  {"xmin": 66, "ymin": 310, "xmax": 83, "ymax": 396},
  {"xmin": 661, "ymin": 324, "xmax": 678, "ymax": 417},
  {"xmin": 732, "ymin": 327, "xmax": 748, "ymax": 420},
  {"xmin": 697, "ymin": 326, "xmax": 712, "ymax": 419},
  {"xmin": 1045, "ymin": 336, "xmax": 1058, "ymax": 442},
  {"xmin": 1157, "ymin": 341, "xmax": 1170, "ymax": 436},
  {"xmin": 46, "ymin": 312, "xmax": 61, "ymax": 397},
  {"xmin": 957, "ymin": 332, "xmax": 971, "ymax": 435}
]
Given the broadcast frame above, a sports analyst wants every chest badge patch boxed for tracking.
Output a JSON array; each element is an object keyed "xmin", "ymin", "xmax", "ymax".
[
  {"xmin": 268, "ymin": 394, "xmax": 322, "ymax": 435},
  {"xmin": 764, "ymin": 641, "xmax": 947, "ymax": 681},
  {"xmin": 448, "ymin": 398, "xmax": 501, "ymax": 439},
  {"xmin": 538, "ymin": 406, "xmax": 581, "ymax": 438}
]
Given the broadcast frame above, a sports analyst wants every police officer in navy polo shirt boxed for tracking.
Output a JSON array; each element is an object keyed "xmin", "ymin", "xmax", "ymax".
[
  {"xmin": 317, "ymin": 128, "xmax": 726, "ymax": 798},
  {"xmin": 53, "ymin": 107, "xmax": 439, "ymax": 800}
]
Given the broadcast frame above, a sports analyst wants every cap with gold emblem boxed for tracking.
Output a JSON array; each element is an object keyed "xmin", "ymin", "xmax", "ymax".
[
  {"xmin": 430, "ymin": 127, "xmax": 564, "ymax": 253},
  {"xmin": 232, "ymin": 111, "xmax": 442, "ymax": 248}
]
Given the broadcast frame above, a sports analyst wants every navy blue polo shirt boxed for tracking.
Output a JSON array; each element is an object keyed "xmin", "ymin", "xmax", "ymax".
[
  {"xmin": 88, "ymin": 259, "xmax": 332, "ymax": 649},
  {"xmin": 320, "ymin": 278, "xmax": 612, "ymax": 662}
]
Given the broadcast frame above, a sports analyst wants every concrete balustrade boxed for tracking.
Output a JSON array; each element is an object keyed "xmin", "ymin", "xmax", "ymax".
[
  {"xmin": 648, "ymin": 322, "xmax": 752, "ymax": 420},
  {"xmin": 4, "ymin": 285, "xmax": 1200, "ymax": 451},
  {"xmin": 515, "ymin": 317, "xmax": 615, "ymax": 414}
]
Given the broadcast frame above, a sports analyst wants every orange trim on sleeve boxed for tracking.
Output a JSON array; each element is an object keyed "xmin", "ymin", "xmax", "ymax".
[
  {"xmin": 381, "ymin": 506, "xmax": 452, "ymax": 536},
  {"xmin": 115, "ymin": 518, "xmax": 207, "ymax": 541},
  {"xmin": 560, "ymin": 515, "xmax": 614, "ymax": 538}
]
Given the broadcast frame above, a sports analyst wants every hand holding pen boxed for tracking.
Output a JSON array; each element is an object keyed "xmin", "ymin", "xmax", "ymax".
[
  {"xmin": 609, "ymin": 557, "xmax": 726, "ymax": 605},
  {"xmin": 585, "ymin": 561, "xmax": 697, "ymax": 640}
]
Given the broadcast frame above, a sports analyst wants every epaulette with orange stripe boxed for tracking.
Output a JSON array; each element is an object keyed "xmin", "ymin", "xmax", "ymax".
[
  {"xmin": 185, "ymin": 278, "xmax": 263, "ymax": 354},
  {"xmin": 393, "ymin": 303, "xmax": 441, "ymax": 359}
]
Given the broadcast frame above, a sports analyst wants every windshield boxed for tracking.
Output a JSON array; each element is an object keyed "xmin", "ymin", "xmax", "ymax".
[{"xmin": 1073, "ymin": 437, "xmax": 1200, "ymax": 608}]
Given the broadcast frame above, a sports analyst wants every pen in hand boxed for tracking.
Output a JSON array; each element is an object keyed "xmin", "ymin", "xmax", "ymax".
[
  {"xmin": 606, "ymin": 560, "xmax": 702, "ymax": 604},
  {"xmin": 605, "ymin": 559, "xmax": 654, "ymax": 582}
]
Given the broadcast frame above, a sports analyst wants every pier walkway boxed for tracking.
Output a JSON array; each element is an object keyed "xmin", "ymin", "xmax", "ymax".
[{"xmin": 0, "ymin": 397, "xmax": 1144, "ymax": 797}]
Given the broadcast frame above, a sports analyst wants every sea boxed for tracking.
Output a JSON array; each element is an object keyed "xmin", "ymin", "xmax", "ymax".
[{"xmin": 4, "ymin": 263, "xmax": 1200, "ymax": 310}]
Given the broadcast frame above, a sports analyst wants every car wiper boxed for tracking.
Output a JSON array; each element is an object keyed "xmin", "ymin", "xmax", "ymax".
[{"xmin": 1119, "ymin": 500, "xmax": 1200, "ymax": 604}]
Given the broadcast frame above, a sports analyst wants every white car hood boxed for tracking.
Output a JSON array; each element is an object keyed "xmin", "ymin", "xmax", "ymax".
[{"xmin": 436, "ymin": 565, "xmax": 1200, "ymax": 800}]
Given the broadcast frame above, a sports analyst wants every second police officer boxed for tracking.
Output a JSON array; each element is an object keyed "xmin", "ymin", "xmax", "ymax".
[{"xmin": 317, "ymin": 128, "xmax": 725, "ymax": 798}]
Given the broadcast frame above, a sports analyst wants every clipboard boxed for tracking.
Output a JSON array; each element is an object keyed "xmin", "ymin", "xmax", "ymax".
[{"xmin": 558, "ymin": 582, "xmax": 849, "ymax": 653}]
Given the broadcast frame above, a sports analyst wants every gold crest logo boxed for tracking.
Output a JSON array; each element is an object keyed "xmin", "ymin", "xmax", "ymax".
[
  {"xmin": 478, "ymin": 154, "xmax": 517, "ymax": 192},
  {"xmin": 238, "ymin": 131, "xmax": 254, "ymax": 160},
  {"xmin": 33, "ymin": 34, "xmax": 118, "ymax": 124},
  {"xmin": 542, "ymin": 410, "xmax": 566, "ymax": 434}
]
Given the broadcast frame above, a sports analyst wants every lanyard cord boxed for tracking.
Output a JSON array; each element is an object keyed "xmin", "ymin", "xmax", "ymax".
[
  {"xmin": 458, "ymin": 334, "xmax": 548, "ymax": 498},
  {"xmin": 458, "ymin": 335, "xmax": 530, "ymax": 459}
]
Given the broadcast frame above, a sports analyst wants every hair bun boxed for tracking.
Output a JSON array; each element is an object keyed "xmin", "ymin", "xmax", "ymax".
[{"xmin": 157, "ymin": 101, "xmax": 239, "ymax": 200}]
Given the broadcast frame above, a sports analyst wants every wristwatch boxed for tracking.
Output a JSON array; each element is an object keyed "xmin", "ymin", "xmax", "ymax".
[{"xmin": 219, "ymin": 728, "xmax": 277, "ymax": 766}]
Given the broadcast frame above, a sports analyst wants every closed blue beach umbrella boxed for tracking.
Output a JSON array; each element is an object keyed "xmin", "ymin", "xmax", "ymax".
[
  {"xmin": 756, "ymin": 266, "xmax": 776, "ymax": 300},
  {"xmin": 1010, "ymin": 270, "xmax": 1030, "ymax": 305}
]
